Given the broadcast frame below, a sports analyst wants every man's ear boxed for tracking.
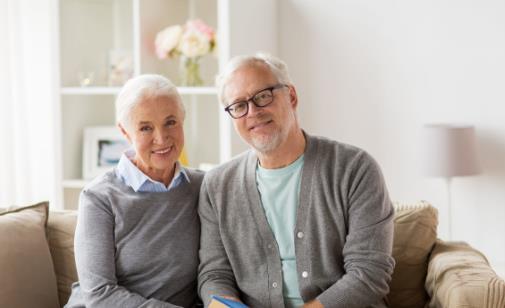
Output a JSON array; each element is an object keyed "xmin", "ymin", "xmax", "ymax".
[
  {"xmin": 288, "ymin": 84, "xmax": 298, "ymax": 108},
  {"xmin": 118, "ymin": 123, "xmax": 132, "ymax": 144}
]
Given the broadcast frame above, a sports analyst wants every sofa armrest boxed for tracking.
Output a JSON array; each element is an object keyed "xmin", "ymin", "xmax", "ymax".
[{"xmin": 425, "ymin": 239, "xmax": 505, "ymax": 308}]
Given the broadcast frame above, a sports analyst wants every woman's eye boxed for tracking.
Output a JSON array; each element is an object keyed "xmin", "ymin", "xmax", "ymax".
[
  {"xmin": 166, "ymin": 120, "xmax": 176, "ymax": 126},
  {"xmin": 140, "ymin": 126, "xmax": 152, "ymax": 132}
]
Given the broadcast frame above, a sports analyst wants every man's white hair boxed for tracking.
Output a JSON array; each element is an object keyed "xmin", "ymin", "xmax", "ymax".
[
  {"xmin": 115, "ymin": 74, "xmax": 185, "ymax": 129},
  {"xmin": 215, "ymin": 52, "xmax": 293, "ymax": 104}
]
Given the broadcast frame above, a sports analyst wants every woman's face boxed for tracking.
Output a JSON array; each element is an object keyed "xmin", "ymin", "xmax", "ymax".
[{"xmin": 120, "ymin": 95, "xmax": 185, "ymax": 176}]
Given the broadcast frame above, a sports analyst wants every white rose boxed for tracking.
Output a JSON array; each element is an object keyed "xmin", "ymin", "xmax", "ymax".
[
  {"xmin": 155, "ymin": 25, "xmax": 183, "ymax": 59},
  {"xmin": 178, "ymin": 28, "xmax": 211, "ymax": 58}
]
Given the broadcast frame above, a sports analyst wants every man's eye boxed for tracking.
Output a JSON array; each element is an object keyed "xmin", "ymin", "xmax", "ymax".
[
  {"xmin": 232, "ymin": 102, "xmax": 247, "ymax": 111},
  {"xmin": 255, "ymin": 91, "xmax": 272, "ymax": 102}
]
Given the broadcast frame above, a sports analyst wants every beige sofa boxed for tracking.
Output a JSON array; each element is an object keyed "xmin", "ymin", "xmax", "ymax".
[{"xmin": 1, "ymin": 201, "xmax": 504, "ymax": 308}]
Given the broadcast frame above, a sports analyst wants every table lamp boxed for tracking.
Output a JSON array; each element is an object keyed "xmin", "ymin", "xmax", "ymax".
[{"xmin": 422, "ymin": 124, "xmax": 481, "ymax": 240}]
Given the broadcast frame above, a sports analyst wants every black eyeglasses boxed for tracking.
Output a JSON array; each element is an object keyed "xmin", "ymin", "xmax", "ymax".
[{"xmin": 224, "ymin": 84, "xmax": 288, "ymax": 119}]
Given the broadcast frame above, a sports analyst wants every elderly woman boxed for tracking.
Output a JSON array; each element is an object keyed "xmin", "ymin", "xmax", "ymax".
[{"xmin": 65, "ymin": 74, "xmax": 203, "ymax": 308}]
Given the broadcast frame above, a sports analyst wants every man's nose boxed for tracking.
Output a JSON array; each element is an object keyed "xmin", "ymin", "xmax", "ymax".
[{"xmin": 246, "ymin": 101, "xmax": 262, "ymax": 117}]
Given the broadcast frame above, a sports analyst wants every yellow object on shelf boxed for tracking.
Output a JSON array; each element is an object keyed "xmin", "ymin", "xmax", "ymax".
[{"xmin": 179, "ymin": 147, "xmax": 189, "ymax": 166}]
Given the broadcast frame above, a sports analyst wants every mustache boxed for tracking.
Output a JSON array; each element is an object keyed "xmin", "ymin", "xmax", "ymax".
[{"xmin": 249, "ymin": 113, "xmax": 272, "ymax": 123}]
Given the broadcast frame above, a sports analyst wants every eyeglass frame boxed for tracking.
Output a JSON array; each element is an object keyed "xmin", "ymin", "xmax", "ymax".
[{"xmin": 223, "ymin": 84, "xmax": 288, "ymax": 119}]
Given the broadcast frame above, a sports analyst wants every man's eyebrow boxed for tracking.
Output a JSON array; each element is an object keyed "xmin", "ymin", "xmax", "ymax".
[{"xmin": 229, "ymin": 86, "xmax": 272, "ymax": 105}]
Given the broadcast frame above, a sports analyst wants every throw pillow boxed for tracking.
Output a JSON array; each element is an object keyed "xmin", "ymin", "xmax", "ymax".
[
  {"xmin": 426, "ymin": 240, "xmax": 505, "ymax": 307},
  {"xmin": 387, "ymin": 201, "xmax": 438, "ymax": 308},
  {"xmin": 0, "ymin": 201, "xmax": 60, "ymax": 308},
  {"xmin": 46, "ymin": 210, "xmax": 78, "ymax": 306}
]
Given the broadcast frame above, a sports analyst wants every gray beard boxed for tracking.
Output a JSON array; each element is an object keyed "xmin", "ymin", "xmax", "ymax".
[
  {"xmin": 250, "ymin": 126, "xmax": 285, "ymax": 154},
  {"xmin": 246, "ymin": 112, "xmax": 294, "ymax": 154}
]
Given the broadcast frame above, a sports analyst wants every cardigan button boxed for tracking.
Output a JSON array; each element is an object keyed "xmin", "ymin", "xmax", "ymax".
[
  {"xmin": 302, "ymin": 271, "xmax": 308, "ymax": 278},
  {"xmin": 272, "ymin": 282, "xmax": 278, "ymax": 288},
  {"xmin": 297, "ymin": 231, "xmax": 304, "ymax": 239}
]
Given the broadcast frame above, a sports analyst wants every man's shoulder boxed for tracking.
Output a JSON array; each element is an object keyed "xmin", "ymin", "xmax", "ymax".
[
  {"xmin": 307, "ymin": 134, "xmax": 369, "ymax": 161},
  {"xmin": 204, "ymin": 150, "xmax": 251, "ymax": 183}
]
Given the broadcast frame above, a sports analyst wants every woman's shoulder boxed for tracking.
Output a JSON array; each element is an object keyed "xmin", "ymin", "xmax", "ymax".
[
  {"xmin": 182, "ymin": 167, "xmax": 205, "ymax": 185},
  {"xmin": 79, "ymin": 170, "xmax": 129, "ymax": 214},
  {"xmin": 82, "ymin": 170, "xmax": 126, "ymax": 200},
  {"xmin": 84, "ymin": 169, "xmax": 119, "ymax": 189}
]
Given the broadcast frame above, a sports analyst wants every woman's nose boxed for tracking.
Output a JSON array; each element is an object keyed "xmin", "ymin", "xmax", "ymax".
[{"xmin": 153, "ymin": 129, "xmax": 167, "ymax": 144}]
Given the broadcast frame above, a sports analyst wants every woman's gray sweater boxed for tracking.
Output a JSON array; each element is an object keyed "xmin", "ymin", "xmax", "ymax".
[{"xmin": 66, "ymin": 168, "xmax": 204, "ymax": 308}]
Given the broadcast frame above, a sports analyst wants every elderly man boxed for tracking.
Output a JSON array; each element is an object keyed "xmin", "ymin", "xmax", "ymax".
[{"xmin": 198, "ymin": 54, "xmax": 395, "ymax": 308}]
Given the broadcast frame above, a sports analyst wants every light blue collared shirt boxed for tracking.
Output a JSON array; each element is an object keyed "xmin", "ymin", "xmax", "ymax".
[{"xmin": 115, "ymin": 149, "xmax": 189, "ymax": 193}]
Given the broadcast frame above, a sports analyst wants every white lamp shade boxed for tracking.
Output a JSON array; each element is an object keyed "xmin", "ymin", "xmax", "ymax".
[{"xmin": 422, "ymin": 124, "xmax": 481, "ymax": 177}]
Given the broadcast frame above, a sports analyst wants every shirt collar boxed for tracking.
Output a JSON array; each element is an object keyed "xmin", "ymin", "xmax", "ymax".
[{"xmin": 116, "ymin": 149, "xmax": 189, "ymax": 192}]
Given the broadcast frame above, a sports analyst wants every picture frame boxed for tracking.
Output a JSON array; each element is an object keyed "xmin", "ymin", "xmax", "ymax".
[{"xmin": 83, "ymin": 126, "xmax": 130, "ymax": 180}]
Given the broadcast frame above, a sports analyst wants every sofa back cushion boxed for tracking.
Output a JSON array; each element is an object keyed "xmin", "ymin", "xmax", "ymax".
[
  {"xmin": 387, "ymin": 201, "xmax": 438, "ymax": 308},
  {"xmin": 0, "ymin": 202, "xmax": 60, "ymax": 308},
  {"xmin": 47, "ymin": 210, "xmax": 78, "ymax": 307}
]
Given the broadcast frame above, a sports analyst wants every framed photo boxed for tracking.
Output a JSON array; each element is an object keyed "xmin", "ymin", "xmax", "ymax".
[{"xmin": 83, "ymin": 126, "xmax": 130, "ymax": 180}]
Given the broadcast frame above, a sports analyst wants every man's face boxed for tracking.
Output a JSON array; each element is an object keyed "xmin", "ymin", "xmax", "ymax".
[{"xmin": 223, "ymin": 64, "xmax": 297, "ymax": 153}]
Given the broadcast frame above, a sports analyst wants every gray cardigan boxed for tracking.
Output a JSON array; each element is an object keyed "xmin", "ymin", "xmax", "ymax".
[{"xmin": 198, "ymin": 133, "xmax": 395, "ymax": 308}]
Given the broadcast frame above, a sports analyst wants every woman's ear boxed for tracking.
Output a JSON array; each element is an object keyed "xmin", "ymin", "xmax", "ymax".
[{"xmin": 118, "ymin": 123, "xmax": 132, "ymax": 144}]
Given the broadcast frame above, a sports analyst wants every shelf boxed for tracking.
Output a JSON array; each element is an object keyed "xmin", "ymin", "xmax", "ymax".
[
  {"xmin": 178, "ymin": 87, "xmax": 218, "ymax": 95},
  {"xmin": 61, "ymin": 87, "xmax": 121, "ymax": 95},
  {"xmin": 61, "ymin": 86, "xmax": 218, "ymax": 96},
  {"xmin": 62, "ymin": 179, "xmax": 90, "ymax": 189}
]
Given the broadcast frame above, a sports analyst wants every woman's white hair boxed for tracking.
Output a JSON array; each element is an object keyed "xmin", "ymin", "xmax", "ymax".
[
  {"xmin": 115, "ymin": 74, "xmax": 185, "ymax": 128},
  {"xmin": 215, "ymin": 52, "xmax": 293, "ymax": 104}
]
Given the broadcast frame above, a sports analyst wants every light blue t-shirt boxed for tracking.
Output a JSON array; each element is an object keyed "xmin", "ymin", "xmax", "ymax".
[{"xmin": 256, "ymin": 155, "xmax": 305, "ymax": 308}]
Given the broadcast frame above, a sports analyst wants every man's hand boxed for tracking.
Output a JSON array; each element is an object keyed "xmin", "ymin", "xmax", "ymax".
[{"xmin": 303, "ymin": 299, "xmax": 324, "ymax": 308}]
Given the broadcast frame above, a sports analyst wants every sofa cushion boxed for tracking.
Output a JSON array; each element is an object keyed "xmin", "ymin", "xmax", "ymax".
[
  {"xmin": 47, "ymin": 211, "xmax": 78, "ymax": 306},
  {"xmin": 0, "ymin": 201, "xmax": 60, "ymax": 308},
  {"xmin": 387, "ymin": 201, "xmax": 438, "ymax": 308}
]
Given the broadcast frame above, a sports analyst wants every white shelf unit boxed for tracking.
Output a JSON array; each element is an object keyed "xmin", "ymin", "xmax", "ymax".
[
  {"xmin": 55, "ymin": 0, "xmax": 278, "ymax": 209},
  {"xmin": 61, "ymin": 86, "xmax": 218, "ymax": 96}
]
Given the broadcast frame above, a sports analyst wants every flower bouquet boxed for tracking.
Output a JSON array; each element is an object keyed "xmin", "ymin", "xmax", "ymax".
[{"xmin": 155, "ymin": 19, "xmax": 216, "ymax": 86}]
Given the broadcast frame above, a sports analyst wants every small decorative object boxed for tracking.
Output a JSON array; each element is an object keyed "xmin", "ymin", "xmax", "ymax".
[
  {"xmin": 155, "ymin": 19, "xmax": 216, "ymax": 86},
  {"xmin": 83, "ymin": 126, "xmax": 129, "ymax": 179},
  {"xmin": 108, "ymin": 50, "xmax": 133, "ymax": 86},
  {"xmin": 77, "ymin": 72, "xmax": 94, "ymax": 87}
]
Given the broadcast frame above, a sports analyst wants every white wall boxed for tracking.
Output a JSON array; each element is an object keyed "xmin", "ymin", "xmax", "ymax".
[{"xmin": 279, "ymin": 0, "xmax": 505, "ymax": 269}]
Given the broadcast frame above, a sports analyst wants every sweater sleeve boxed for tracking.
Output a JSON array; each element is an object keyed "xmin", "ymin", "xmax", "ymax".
[
  {"xmin": 197, "ymin": 177, "xmax": 241, "ymax": 306},
  {"xmin": 316, "ymin": 151, "xmax": 395, "ymax": 307},
  {"xmin": 74, "ymin": 188, "xmax": 181, "ymax": 308}
]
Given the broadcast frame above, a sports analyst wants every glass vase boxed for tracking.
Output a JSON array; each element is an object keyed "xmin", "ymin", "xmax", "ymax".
[{"xmin": 180, "ymin": 56, "xmax": 203, "ymax": 86}]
